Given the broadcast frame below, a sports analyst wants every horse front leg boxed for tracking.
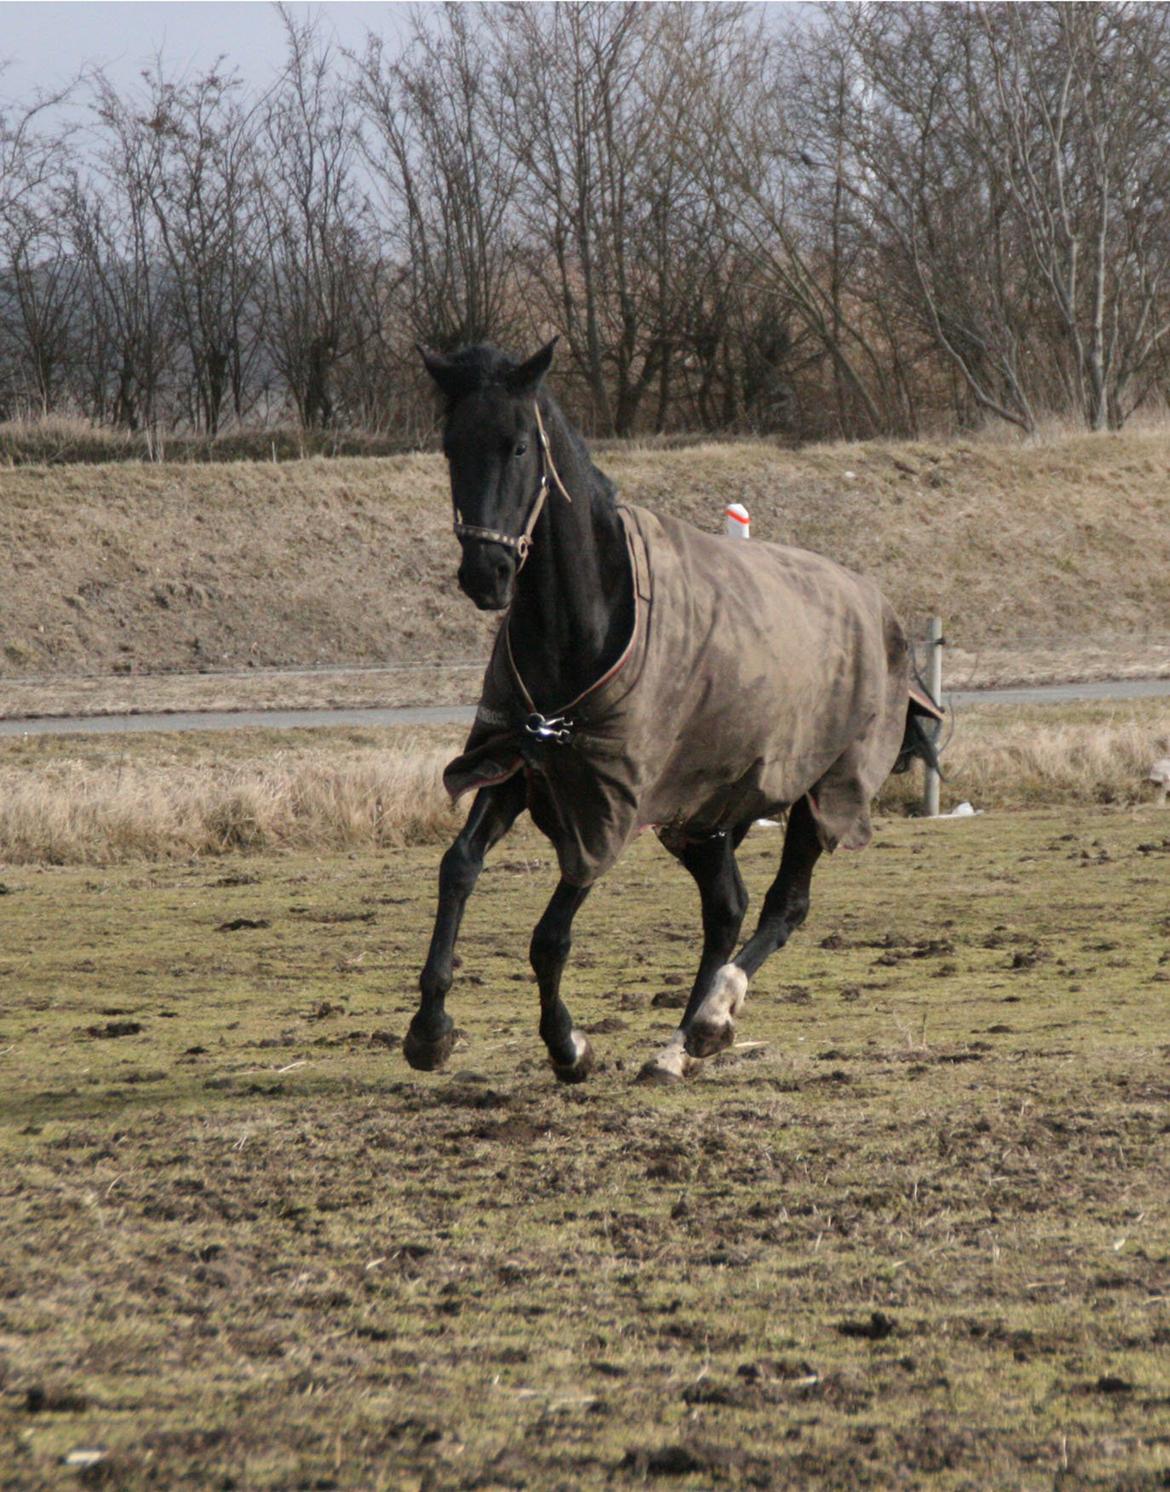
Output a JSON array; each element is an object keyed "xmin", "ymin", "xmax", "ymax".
[
  {"xmin": 685, "ymin": 796, "xmax": 823, "ymax": 1059},
  {"xmin": 530, "ymin": 879, "xmax": 594, "ymax": 1083},
  {"xmin": 405, "ymin": 776, "xmax": 527, "ymax": 1072},
  {"xmin": 638, "ymin": 829, "xmax": 750, "ymax": 1084}
]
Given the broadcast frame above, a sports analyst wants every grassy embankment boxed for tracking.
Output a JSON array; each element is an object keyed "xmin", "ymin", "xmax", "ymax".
[
  {"xmin": 1, "ymin": 423, "xmax": 1170, "ymax": 705},
  {"xmin": 1, "ymin": 807, "xmax": 1168, "ymax": 1488}
]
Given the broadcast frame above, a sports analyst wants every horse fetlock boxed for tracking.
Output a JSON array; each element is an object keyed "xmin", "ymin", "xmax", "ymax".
[
  {"xmin": 418, "ymin": 965, "xmax": 453, "ymax": 1003},
  {"xmin": 549, "ymin": 1030, "xmax": 594, "ymax": 1084},
  {"xmin": 403, "ymin": 1012, "xmax": 457, "ymax": 1072}
]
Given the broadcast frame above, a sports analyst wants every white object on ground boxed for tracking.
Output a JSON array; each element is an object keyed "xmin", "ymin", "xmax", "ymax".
[
  {"xmin": 942, "ymin": 801, "xmax": 980, "ymax": 818},
  {"xmin": 1148, "ymin": 757, "xmax": 1170, "ymax": 804},
  {"xmin": 724, "ymin": 502, "xmax": 750, "ymax": 539}
]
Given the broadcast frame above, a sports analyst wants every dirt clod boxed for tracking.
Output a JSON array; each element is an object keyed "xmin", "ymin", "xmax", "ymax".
[
  {"xmin": 26, "ymin": 1385, "xmax": 90, "ymax": 1413},
  {"xmin": 650, "ymin": 989, "xmax": 687, "ymax": 1008},
  {"xmin": 621, "ymin": 1444, "xmax": 705, "ymax": 1476},
  {"xmin": 836, "ymin": 1310, "xmax": 897, "ymax": 1341},
  {"xmin": 83, "ymin": 1020, "xmax": 142, "ymax": 1039}
]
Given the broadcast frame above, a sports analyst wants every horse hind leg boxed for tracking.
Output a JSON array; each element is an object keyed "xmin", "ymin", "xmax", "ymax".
[
  {"xmin": 685, "ymin": 796, "xmax": 823, "ymax": 1060},
  {"xmin": 405, "ymin": 777, "xmax": 526, "ymax": 1072},
  {"xmin": 530, "ymin": 879, "xmax": 595, "ymax": 1083},
  {"xmin": 638, "ymin": 829, "xmax": 749, "ymax": 1084}
]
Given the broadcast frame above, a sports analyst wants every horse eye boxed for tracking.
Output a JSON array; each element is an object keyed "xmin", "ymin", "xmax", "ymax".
[{"xmin": 513, "ymin": 441, "xmax": 528, "ymax": 458}]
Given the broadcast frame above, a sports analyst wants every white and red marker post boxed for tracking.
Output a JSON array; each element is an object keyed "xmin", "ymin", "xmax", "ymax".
[{"xmin": 724, "ymin": 502, "xmax": 750, "ymax": 539}]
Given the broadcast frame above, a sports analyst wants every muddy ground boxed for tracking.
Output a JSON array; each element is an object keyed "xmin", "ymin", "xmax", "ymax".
[{"xmin": 1, "ymin": 808, "xmax": 1169, "ymax": 1489}]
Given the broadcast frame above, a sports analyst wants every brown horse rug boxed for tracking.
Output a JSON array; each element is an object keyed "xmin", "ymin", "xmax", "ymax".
[{"xmin": 445, "ymin": 504, "xmax": 914, "ymax": 887}]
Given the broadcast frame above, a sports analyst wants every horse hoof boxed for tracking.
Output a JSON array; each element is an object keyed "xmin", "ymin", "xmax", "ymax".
[
  {"xmin": 685, "ymin": 966, "xmax": 747, "ymax": 1059},
  {"xmin": 684, "ymin": 1019, "xmax": 735, "ymax": 1060},
  {"xmin": 403, "ymin": 1018, "xmax": 456, "ymax": 1072},
  {"xmin": 550, "ymin": 1032, "xmax": 594, "ymax": 1084},
  {"xmin": 635, "ymin": 1054, "xmax": 693, "ymax": 1085}
]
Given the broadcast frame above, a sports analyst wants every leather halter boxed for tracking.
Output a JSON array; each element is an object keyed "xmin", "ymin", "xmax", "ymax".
[{"xmin": 452, "ymin": 403, "xmax": 570, "ymax": 569}]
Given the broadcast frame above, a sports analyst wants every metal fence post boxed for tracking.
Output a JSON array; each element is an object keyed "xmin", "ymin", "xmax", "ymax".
[{"xmin": 923, "ymin": 616, "xmax": 944, "ymax": 818}]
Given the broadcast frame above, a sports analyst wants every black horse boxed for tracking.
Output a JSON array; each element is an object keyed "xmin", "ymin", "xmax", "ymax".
[{"xmin": 407, "ymin": 340, "xmax": 940, "ymax": 1084}]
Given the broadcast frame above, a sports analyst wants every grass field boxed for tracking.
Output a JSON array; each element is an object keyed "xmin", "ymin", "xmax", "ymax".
[{"xmin": 2, "ymin": 802, "xmax": 1169, "ymax": 1489}]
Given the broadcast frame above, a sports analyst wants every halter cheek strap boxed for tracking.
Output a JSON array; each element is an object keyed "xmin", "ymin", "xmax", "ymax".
[{"xmin": 453, "ymin": 403, "xmax": 571, "ymax": 568}]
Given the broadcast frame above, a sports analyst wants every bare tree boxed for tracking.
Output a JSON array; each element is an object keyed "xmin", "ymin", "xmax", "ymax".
[
  {"xmin": 354, "ymin": 3, "xmax": 519, "ymax": 351},
  {"xmin": 10, "ymin": 4, "xmax": 1170, "ymax": 441},
  {"xmin": 72, "ymin": 72, "xmax": 177, "ymax": 429},
  {"xmin": 817, "ymin": 4, "xmax": 1039, "ymax": 432},
  {"xmin": 0, "ymin": 187, "xmax": 82, "ymax": 415},
  {"xmin": 975, "ymin": 3, "xmax": 1170, "ymax": 427},
  {"xmin": 255, "ymin": 9, "xmax": 374, "ymax": 428},
  {"xmin": 134, "ymin": 64, "xmax": 265, "ymax": 432},
  {"xmin": 491, "ymin": 2, "xmax": 693, "ymax": 434},
  {"xmin": 817, "ymin": 2, "xmax": 1170, "ymax": 433},
  {"xmin": 691, "ymin": 11, "xmax": 899, "ymax": 438},
  {"xmin": 0, "ymin": 65, "xmax": 76, "ymax": 417}
]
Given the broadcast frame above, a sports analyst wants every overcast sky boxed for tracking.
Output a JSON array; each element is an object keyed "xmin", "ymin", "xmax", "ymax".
[{"xmin": 0, "ymin": 2, "xmax": 415, "ymax": 102}]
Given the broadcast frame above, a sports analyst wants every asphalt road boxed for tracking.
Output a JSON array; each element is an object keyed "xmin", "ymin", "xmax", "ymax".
[{"xmin": 1, "ymin": 677, "xmax": 1168, "ymax": 737}]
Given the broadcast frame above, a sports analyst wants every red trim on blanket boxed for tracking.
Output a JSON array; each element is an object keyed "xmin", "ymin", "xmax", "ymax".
[{"xmin": 908, "ymin": 684, "xmax": 944, "ymax": 720}]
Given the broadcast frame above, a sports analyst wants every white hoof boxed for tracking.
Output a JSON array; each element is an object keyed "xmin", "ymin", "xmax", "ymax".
[{"xmin": 636, "ymin": 1032, "xmax": 696, "ymax": 1085}]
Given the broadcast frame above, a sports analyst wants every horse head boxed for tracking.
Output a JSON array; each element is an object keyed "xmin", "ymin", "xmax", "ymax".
[{"xmin": 420, "ymin": 340, "xmax": 558, "ymax": 611}]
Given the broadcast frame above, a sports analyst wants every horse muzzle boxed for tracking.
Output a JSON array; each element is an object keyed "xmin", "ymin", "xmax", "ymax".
[{"xmin": 457, "ymin": 542, "xmax": 516, "ymax": 611}]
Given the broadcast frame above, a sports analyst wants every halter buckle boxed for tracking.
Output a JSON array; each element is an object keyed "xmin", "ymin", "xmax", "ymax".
[{"xmin": 524, "ymin": 712, "xmax": 573, "ymax": 745}]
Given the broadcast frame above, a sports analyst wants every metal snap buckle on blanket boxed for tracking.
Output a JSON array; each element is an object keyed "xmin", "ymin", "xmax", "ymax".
[{"xmin": 524, "ymin": 713, "xmax": 573, "ymax": 744}]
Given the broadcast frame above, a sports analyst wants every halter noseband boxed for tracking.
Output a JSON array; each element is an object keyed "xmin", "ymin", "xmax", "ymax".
[{"xmin": 452, "ymin": 403, "xmax": 570, "ymax": 568}]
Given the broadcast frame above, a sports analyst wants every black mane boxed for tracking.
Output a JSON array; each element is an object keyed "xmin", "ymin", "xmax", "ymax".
[{"xmin": 441, "ymin": 343, "xmax": 519, "ymax": 391}]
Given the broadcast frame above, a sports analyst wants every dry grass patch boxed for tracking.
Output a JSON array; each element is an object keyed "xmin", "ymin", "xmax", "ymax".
[
  {"xmin": 0, "ymin": 727, "xmax": 463, "ymax": 864},
  {"xmin": 880, "ymin": 697, "xmax": 1170, "ymax": 815},
  {"xmin": 0, "ymin": 414, "xmax": 415, "ymax": 466},
  {"xmin": 0, "ymin": 700, "xmax": 1168, "ymax": 866}
]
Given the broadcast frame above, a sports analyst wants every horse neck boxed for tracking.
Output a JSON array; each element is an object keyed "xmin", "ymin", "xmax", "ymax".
[{"xmin": 508, "ymin": 403, "xmax": 632, "ymax": 711}]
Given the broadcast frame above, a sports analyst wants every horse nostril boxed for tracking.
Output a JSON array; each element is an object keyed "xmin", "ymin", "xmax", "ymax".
[{"xmin": 495, "ymin": 557, "xmax": 511, "ymax": 584}]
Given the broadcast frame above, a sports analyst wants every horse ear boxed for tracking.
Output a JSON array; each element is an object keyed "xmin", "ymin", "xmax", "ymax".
[
  {"xmin": 504, "ymin": 337, "xmax": 558, "ymax": 396},
  {"xmin": 418, "ymin": 344, "xmax": 474, "ymax": 403}
]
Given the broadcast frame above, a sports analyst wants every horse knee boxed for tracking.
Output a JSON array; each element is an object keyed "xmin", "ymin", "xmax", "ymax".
[
  {"xmin": 762, "ymin": 883, "xmax": 809, "ymax": 932},
  {"xmin": 705, "ymin": 881, "xmax": 748, "ymax": 948},
  {"xmin": 730, "ymin": 881, "xmax": 749, "ymax": 927},
  {"xmin": 439, "ymin": 836, "xmax": 483, "ymax": 901}
]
